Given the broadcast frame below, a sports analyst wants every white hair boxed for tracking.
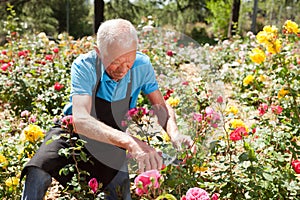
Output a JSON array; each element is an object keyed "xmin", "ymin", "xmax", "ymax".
[{"xmin": 96, "ymin": 19, "xmax": 138, "ymax": 57}]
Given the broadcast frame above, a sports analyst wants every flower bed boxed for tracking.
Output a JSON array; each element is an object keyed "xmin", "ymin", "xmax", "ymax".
[{"xmin": 0, "ymin": 20, "xmax": 299, "ymax": 199}]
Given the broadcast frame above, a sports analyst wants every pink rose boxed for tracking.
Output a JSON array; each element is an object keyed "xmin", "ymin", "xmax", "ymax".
[
  {"xmin": 45, "ymin": 54, "xmax": 53, "ymax": 61},
  {"xmin": 61, "ymin": 115, "xmax": 73, "ymax": 131},
  {"xmin": 88, "ymin": 178, "xmax": 98, "ymax": 194},
  {"xmin": 193, "ymin": 113, "xmax": 203, "ymax": 122},
  {"xmin": 183, "ymin": 187, "xmax": 210, "ymax": 200},
  {"xmin": 258, "ymin": 103, "xmax": 268, "ymax": 116},
  {"xmin": 134, "ymin": 170, "xmax": 162, "ymax": 196},
  {"xmin": 216, "ymin": 95, "xmax": 223, "ymax": 103},
  {"xmin": 1, "ymin": 63, "xmax": 10, "ymax": 71},
  {"xmin": 21, "ymin": 110, "xmax": 30, "ymax": 117},
  {"xmin": 211, "ymin": 193, "xmax": 219, "ymax": 200},
  {"xmin": 205, "ymin": 107, "xmax": 221, "ymax": 128},
  {"xmin": 29, "ymin": 115, "xmax": 36, "ymax": 123},
  {"xmin": 271, "ymin": 105, "xmax": 283, "ymax": 115},
  {"xmin": 230, "ymin": 127, "xmax": 248, "ymax": 141},
  {"xmin": 127, "ymin": 108, "xmax": 138, "ymax": 117}
]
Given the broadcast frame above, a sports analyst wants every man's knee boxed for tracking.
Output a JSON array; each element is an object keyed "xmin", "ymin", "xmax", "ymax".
[
  {"xmin": 26, "ymin": 166, "xmax": 52, "ymax": 185},
  {"xmin": 22, "ymin": 167, "xmax": 52, "ymax": 200}
]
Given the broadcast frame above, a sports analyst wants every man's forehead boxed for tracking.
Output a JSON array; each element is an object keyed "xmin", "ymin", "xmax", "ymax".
[
  {"xmin": 101, "ymin": 46, "xmax": 136, "ymax": 68},
  {"xmin": 104, "ymin": 43, "xmax": 136, "ymax": 60}
]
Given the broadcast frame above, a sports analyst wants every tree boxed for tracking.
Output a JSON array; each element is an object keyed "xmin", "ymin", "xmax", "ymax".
[
  {"xmin": 50, "ymin": 0, "xmax": 93, "ymax": 38},
  {"xmin": 206, "ymin": 0, "xmax": 232, "ymax": 38},
  {"xmin": 227, "ymin": 0, "xmax": 241, "ymax": 38},
  {"xmin": 251, "ymin": 0, "xmax": 259, "ymax": 33},
  {"xmin": 94, "ymin": 0, "xmax": 105, "ymax": 34}
]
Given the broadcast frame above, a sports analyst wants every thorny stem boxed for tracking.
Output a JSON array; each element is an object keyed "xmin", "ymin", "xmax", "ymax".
[{"xmin": 69, "ymin": 133, "xmax": 81, "ymax": 182}]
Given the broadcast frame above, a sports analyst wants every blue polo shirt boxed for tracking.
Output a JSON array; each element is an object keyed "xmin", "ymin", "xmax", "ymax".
[{"xmin": 63, "ymin": 50, "xmax": 158, "ymax": 115}]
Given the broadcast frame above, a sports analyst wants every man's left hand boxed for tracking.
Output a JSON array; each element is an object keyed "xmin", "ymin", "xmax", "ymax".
[{"xmin": 171, "ymin": 133, "xmax": 196, "ymax": 153}]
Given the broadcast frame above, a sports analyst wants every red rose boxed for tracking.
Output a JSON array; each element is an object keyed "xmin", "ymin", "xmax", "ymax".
[
  {"xmin": 54, "ymin": 82, "xmax": 64, "ymax": 91},
  {"xmin": 53, "ymin": 48, "xmax": 59, "ymax": 53},
  {"xmin": 18, "ymin": 51, "xmax": 26, "ymax": 57},
  {"xmin": 166, "ymin": 50, "xmax": 173, "ymax": 57},
  {"xmin": 292, "ymin": 160, "xmax": 300, "ymax": 174},
  {"xmin": 2, "ymin": 50, "xmax": 7, "ymax": 55},
  {"xmin": 45, "ymin": 54, "xmax": 53, "ymax": 61}
]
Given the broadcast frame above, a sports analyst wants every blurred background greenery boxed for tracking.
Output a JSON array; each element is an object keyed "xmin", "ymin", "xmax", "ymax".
[{"xmin": 1, "ymin": 0, "xmax": 300, "ymax": 45}]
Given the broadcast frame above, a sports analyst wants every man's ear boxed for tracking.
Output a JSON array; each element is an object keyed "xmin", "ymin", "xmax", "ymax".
[{"xmin": 94, "ymin": 45, "xmax": 101, "ymax": 57}]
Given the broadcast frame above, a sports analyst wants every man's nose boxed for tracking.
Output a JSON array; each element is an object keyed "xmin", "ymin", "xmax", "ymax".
[{"xmin": 119, "ymin": 63, "xmax": 129, "ymax": 72}]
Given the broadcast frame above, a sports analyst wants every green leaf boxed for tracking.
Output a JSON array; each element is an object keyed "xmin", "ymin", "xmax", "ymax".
[
  {"xmin": 263, "ymin": 172, "xmax": 273, "ymax": 181},
  {"xmin": 45, "ymin": 139, "xmax": 53, "ymax": 145},
  {"xmin": 80, "ymin": 151, "xmax": 87, "ymax": 162},
  {"xmin": 156, "ymin": 194, "xmax": 177, "ymax": 200},
  {"xmin": 238, "ymin": 152, "xmax": 249, "ymax": 162}
]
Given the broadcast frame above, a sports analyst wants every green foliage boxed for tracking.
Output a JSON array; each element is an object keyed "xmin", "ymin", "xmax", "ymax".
[
  {"xmin": 0, "ymin": 0, "xmax": 92, "ymax": 39},
  {"xmin": 1, "ymin": 16, "xmax": 300, "ymax": 199},
  {"xmin": 205, "ymin": 0, "xmax": 232, "ymax": 38}
]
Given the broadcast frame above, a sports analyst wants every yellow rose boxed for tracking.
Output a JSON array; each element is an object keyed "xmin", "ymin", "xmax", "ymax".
[
  {"xmin": 0, "ymin": 154, "xmax": 8, "ymax": 168},
  {"xmin": 258, "ymin": 74, "xmax": 267, "ymax": 82},
  {"xmin": 283, "ymin": 20, "xmax": 300, "ymax": 34},
  {"xmin": 230, "ymin": 119, "xmax": 249, "ymax": 132},
  {"xmin": 243, "ymin": 74, "xmax": 254, "ymax": 86},
  {"xmin": 256, "ymin": 25, "xmax": 279, "ymax": 51},
  {"xmin": 193, "ymin": 165, "xmax": 208, "ymax": 173},
  {"xmin": 166, "ymin": 97, "xmax": 180, "ymax": 107},
  {"xmin": 266, "ymin": 39, "xmax": 281, "ymax": 54},
  {"xmin": 256, "ymin": 31, "xmax": 269, "ymax": 44},
  {"xmin": 263, "ymin": 25, "xmax": 278, "ymax": 34},
  {"xmin": 249, "ymin": 48, "xmax": 266, "ymax": 64},
  {"xmin": 5, "ymin": 177, "xmax": 19, "ymax": 188},
  {"xmin": 22, "ymin": 124, "xmax": 44, "ymax": 143},
  {"xmin": 278, "ymin": 88, "xmax": 289, "ymax": 99},
  {"xmin": 225, "ymin": 106, "xmax": 239, "ymax": 115}
]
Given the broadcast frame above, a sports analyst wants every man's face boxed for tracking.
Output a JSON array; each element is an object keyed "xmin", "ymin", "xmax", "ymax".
[{"xmin": 101, "ymin": 43, "xmax": 137, "ymax": 81}]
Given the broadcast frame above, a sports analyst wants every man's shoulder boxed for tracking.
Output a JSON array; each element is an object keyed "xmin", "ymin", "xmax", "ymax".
[
  {"xmin": 134, "ymin": 51, "xmax": 151, "ymax": 68},
  {"xmin": 73, "ymin": 50, "xmax": 97, "ymax": 67}
]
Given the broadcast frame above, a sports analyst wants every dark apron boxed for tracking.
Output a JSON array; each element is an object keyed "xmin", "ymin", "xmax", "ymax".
[{"xmin": 21, "ymin": 58, "xmax": 132, "ymax": 189}]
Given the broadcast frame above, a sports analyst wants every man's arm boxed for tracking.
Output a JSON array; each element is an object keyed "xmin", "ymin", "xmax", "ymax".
[
  {"xmin": 146, "ymin": 90, "xmax": 194, "ymax": 150},
  {"xmin": 72, "ymin": 94, "xmax": 162, "ymax": 172}
]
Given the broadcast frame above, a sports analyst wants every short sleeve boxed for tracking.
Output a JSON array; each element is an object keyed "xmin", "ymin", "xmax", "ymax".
[
  {"xmin": 70, "ymin": 52, "xmax": 97, "ymax": 97},
  {"xmin": 141, "ymin": 56, "xmax": 159, "ymax": 94}
]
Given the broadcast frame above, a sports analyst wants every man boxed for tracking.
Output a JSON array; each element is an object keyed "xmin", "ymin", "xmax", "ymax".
[{"xmin": 21, "ymin": 18, "xmax": 193, "ymax": 200}]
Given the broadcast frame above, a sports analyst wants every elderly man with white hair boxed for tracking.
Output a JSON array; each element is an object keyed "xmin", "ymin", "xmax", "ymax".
[{"xmin": 21, "ymin": 18, "xmax": 193, "ymax": 200}]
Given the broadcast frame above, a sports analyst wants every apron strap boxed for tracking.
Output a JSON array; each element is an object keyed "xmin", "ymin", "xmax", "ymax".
[{"xmin": 91, "ymin": 56, "xmax": 102, "ymax": 118}]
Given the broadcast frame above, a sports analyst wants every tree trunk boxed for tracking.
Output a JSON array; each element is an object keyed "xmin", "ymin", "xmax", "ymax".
[
  {"xmin": 94, "ymin": 0, "xmax": 104, "ymax": 34},
  {"xmin": 227, "ymin": 0, "xmax": 241, "ymax": 38},
  {"xmin": 251, "ymin": 0, "xmax": 259, "ymax": 33}
]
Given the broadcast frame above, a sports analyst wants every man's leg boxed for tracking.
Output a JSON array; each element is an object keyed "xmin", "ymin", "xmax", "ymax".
[{"xmin": 21, "ymin": 166, "xmax": 52, "ymax": 200}]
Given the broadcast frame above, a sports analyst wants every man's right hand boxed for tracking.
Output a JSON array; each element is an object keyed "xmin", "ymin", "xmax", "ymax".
[{"xmin": 129, "ymin": 137, "xmax": 163, "ymax": 173}]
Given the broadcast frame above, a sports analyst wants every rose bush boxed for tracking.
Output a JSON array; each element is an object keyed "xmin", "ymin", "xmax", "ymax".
[{"xmin": 0, "ymin": 13, "xmax": 299, "ymax": 200}]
